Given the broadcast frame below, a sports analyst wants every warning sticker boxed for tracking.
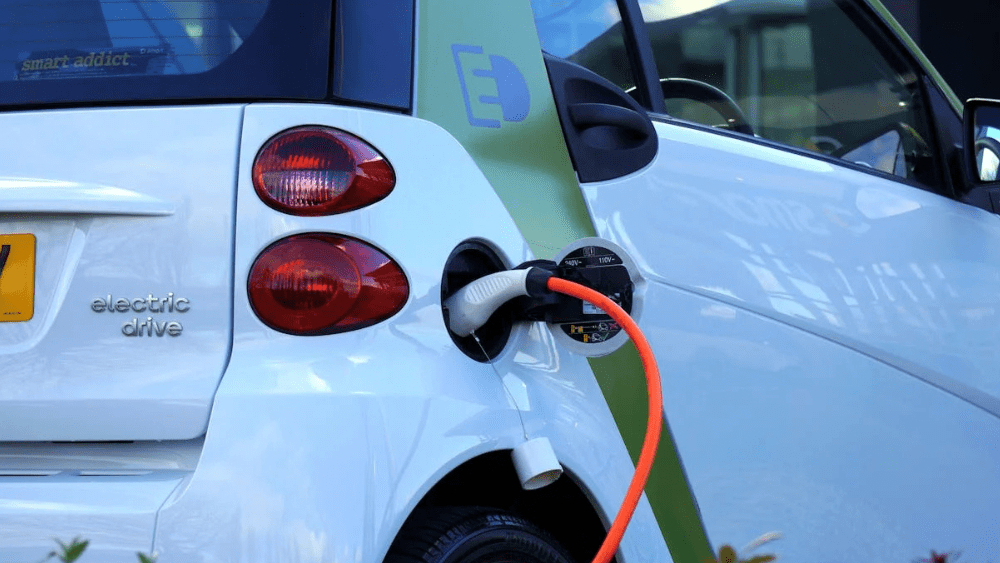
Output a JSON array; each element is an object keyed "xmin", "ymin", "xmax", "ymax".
[{"xmin": 560, "ymin": 319, "xmax": 622, "ymax": 344}]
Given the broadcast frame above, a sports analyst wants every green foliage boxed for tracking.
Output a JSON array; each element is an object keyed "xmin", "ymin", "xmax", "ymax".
[
  {"xmin": 41, "ymin": 538, "xmax": 156, "ymax": 563},
  {"xmin": 44, "ymin": 537, "xmax": 88, "ymax": 563},
  {"xmin": 703, "ymin": 531, "xmax": 781, "ymax": 563},
  {"xmin": 704, "ymin": 544, "xmax": 776, "ymax": 563}
]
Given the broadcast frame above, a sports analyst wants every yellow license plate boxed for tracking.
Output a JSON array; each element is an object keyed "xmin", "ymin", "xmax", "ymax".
[{"xmin": 0, "ymin": 234, "xmax": 35, "ymax": 322}]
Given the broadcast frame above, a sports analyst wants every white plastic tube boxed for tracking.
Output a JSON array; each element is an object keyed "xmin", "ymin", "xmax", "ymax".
[{"xmin": 511, "ymin": 436, "xmax": 563, "ymax": 490}]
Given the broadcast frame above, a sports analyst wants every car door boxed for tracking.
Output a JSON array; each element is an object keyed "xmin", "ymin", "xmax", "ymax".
[{"xmin": 532, "ymin": 0, "xmax": 1000, "ymax": 560}]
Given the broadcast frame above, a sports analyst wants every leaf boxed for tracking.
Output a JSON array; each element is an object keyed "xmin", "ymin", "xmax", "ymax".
[
  {"xmin": 57, "ymin": 538, "xmax": 89, "ymax": 563},
  {"xmin": 744, "ymin": 555, "xmax": 777, "ymax": 563},
  {"xmin": 719, "ymin": 545, "xmax": 738, "ymax": 563},
  {"xmin": 742, "ymin": 531, "xmax": 782, "ymax": 553},
  {"xmin": 137, "ymin": 552, "xmax": 158, "ymax": 563}
]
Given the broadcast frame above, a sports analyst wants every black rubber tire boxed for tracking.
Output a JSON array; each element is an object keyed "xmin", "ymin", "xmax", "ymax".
[{"xmin": 385, "ymin": 507, "xmax": 576, "ymax": 563}]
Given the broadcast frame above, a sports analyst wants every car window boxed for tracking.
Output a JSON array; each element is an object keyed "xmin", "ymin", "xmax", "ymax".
[
  {"xmin": 0, "ymin": 0, "xmax": 330, "ymax": 105},
  {"xmin": 530, "ymin": 0, "xmax": 637, "ymax": 93},
  {"xmin": 635, "ymin": 0, "xmax": 941, "ymax": 188}
]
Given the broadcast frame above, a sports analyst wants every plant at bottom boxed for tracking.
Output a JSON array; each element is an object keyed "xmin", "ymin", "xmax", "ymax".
[
  {"xmin": 914, "ymin": 550, "xmax": 962, "ymax": 563},
  {"xmin": 703, "ymin": 531, "xmax": 781, "ymax": 563},
  {"xmin": 41, "ymin": 537, "xmax": 156, "ymax": 563}
]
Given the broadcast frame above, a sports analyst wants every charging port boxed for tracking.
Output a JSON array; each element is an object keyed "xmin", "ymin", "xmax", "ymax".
[
  {"xmin": 526, "ymin": 238, "xmax": 642, "ymax": 357},
  {"xmin": 441, "ymin": 241, "xmax": 514, "ymax": 362}
]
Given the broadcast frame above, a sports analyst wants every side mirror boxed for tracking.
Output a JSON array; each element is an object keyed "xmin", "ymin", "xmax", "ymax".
[{"xmin": 964, "ymin": 98, "xmax": 1000, "ymax": 183}]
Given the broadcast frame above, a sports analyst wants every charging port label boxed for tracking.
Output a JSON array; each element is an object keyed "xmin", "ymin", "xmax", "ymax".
[
  {"xmin": 565, "ymin": 320, "xmax": 622, "ymax": 343},
  {"xmin": 557, "ymin": 245, "xmax": 632, "ymax": 346}
]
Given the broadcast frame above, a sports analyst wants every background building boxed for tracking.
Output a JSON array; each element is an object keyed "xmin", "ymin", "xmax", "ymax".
[{"xmin": 884, "ymin": 0, "xmax": 1000, "ymax": 101}]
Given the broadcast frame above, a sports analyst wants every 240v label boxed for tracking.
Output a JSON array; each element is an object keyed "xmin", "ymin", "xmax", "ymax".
[{"xmin": 0, "ymin": 234, "xmax": 35, "ymax": 322}]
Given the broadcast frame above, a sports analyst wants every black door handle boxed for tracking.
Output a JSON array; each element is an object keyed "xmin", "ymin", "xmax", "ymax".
[
  {"xmin": 544, "ymin": 53, "xmax": 657, "ymax": 181},
  {"xmin": 569, "ymin": 102, "xmax": 650, "ymax": 138}
]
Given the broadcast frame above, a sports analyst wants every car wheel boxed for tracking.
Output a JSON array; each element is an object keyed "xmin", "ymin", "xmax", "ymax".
[{"xmin": 385, "ymin": 507, "xmax": 576, "ymax": 563}]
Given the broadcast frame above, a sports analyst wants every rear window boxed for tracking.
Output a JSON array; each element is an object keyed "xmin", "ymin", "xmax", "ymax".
[{"xmin": 0, "ymin": 0, "xmax": 331, "ymax": 106}]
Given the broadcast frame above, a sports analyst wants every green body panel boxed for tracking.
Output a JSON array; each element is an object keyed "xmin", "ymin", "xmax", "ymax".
[
  {"xmin": 414, "ymin": 0, "xmax": 590, "ymax": 257},
  {"xmin": 414, "ymin": 1, "xmax": 713, "ymax": 562},
  {"xmin": 589, "ymin": 348, "xmax": 716, "ymax": 563},
  {"xmin": 864, "ymin": 0, "xmax": 963, "ymax": 114}
]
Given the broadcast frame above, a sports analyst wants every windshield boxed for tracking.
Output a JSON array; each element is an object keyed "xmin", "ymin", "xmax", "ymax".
[{"xmin": 0, "ymin": 0, "xmax": 330, "ymax": 106}]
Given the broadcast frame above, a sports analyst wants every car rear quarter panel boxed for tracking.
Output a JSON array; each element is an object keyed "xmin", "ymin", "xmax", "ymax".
[{"xmin": 151, "ymin": 104, "xmax": 668, "ymax": 563}]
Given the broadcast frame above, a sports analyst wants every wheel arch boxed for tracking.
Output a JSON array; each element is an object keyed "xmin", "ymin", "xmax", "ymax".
[{"xmin": 392, "ymin": 449, "xmax": 609, "ymax": 563}]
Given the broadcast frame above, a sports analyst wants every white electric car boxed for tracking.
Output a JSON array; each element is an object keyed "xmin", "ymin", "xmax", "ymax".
[{"xmin": 1, "ymin": 0, "xmax": 999, "ymax": 562}]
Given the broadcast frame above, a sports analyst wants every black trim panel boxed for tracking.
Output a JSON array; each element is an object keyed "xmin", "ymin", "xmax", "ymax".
[
  {"xmin": 332, "ymin": 0, "xmax": 415, "ymax": 112},
  {"xmin": 616, "ymin": 0, "xmax": 666, "ymax": 114}
]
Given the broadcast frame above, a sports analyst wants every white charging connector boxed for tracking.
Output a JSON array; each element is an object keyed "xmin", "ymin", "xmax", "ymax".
[{"xmin": 443, "ymin": 269, "xmax": 534, "ymax": 337}]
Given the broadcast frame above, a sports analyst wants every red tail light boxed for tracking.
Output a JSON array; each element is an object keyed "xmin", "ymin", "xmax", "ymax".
[
  {"xmin": 248, "ymin": 234, "xmax": 408, "ymax": 335},
  {"xmin": 252, "ymin": 126, "xmax": 395, "ymax": 216}
]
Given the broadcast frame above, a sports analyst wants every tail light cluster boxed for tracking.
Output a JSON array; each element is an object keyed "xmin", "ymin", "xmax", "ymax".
[
  {"xmin": 252, "ymin": 126, "xmax": 395, "ymax": 215},
  {"xmin": 248, "ymin": 126, "xmax": 408, "ymax": 335}
]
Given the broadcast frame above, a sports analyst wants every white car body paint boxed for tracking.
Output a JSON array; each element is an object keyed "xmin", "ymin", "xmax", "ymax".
[
  {"xmin": 583, "ymin": 120, "xmax": 1000, "ymax": 561},
  {"xmin": 0, "ymin": 441, "xmax": 201, "ymax": 562},
  {"xmin": 0, "ymin": 104, "xmax": 669, "ymax": 563},
  {"xmin": 0, "ymin": 106, "xmax": 240, "ymax": 441}
]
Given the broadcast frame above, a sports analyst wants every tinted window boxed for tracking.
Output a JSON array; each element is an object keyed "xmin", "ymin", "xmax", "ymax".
[
  {"xmin": 0, "ymin": 0, "xmax": 330, "ymax": 105},
  {"xmin": 636, "ymin": 0, "xmax": 941, "ymax": 188}
]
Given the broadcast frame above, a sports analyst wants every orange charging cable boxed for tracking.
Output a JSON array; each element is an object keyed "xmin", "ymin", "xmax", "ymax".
[{"xmin": 546, "ymin": 277, "xmax": 663, "ymax": 563}]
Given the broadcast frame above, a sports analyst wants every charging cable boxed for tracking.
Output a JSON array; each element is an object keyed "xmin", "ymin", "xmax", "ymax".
[{"xmin": 444, "ymin": 269, "xmax": 663, "ymax": 563}]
